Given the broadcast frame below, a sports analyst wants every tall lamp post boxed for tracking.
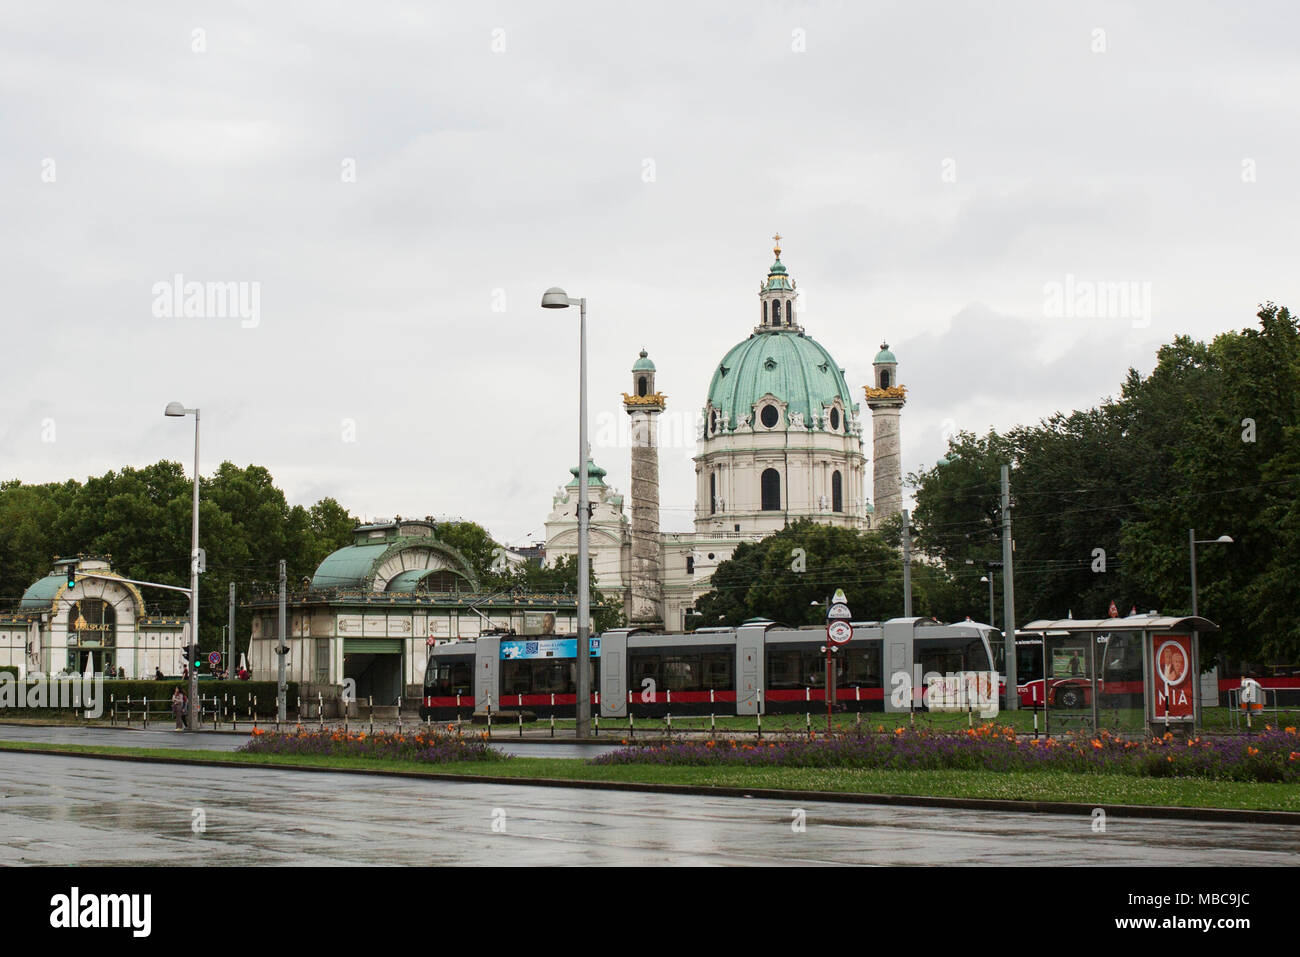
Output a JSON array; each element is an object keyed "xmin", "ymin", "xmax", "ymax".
[
  {"xmin": 540, "ymin": 287, "xmax": 592, "ymax": 738},
  {"xmin": 980, "ymin": 575, "xmax": 995, "ymax": 628},
  {"xmin": 165, "ymin": 401, "xmax": 201, "ymax": 731},
  {"xmin": 1189, "ymin": 529, "xmax": 1232, "ymax": 729}
]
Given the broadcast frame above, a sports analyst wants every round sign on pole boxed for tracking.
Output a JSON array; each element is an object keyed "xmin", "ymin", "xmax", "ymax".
[
  {"xmin": 208, "ymin": 651, "xmax": 221, "ymax": 667},
  {"xmin": 827, "ymin": 620, "xmax": 852, "ymax": 644}
]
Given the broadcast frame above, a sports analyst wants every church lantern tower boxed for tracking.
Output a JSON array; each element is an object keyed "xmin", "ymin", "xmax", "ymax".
[
  {"xmin": 622, "ymin": 350, "xmax": 666, "ymax": 629},
  {"xmin": 865, "ymin": 343, "xmax": 905, "ymax": 521}
]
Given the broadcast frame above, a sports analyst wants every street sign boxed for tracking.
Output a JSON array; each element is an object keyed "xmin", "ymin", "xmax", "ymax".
[
  {"xmin": 827, "ymin": 603, "xmax": 851, "ymax": 620},
  {"xmin": 208, "ymin": 651, "xmax": 221, "ymax": 667},
  {"xmin": 827, "ymin": 620, "xmax": 852, "ymax": 644}
]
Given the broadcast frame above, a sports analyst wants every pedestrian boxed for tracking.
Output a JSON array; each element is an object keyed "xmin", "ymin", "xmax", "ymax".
[
  {"xmin": 171, "ymin": 687, "xmax": 185, "ymax": 731},
  {"xmin": 155, "ymin": 667, "xmax": 164, "ymax": 681},
  {"xmin": 117, "ymin": 666, "xmax": 125, "ymax": 679}
]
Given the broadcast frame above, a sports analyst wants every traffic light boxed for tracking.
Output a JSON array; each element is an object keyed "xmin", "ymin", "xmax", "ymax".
[{"xmin": 65, "ymin": 562, "xmax": 77, "ymax": 590}]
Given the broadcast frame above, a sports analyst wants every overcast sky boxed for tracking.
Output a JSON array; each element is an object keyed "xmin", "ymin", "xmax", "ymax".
[{"xmin": 2, "ymin": 2, "xmax": 1297, "ymax": 546}]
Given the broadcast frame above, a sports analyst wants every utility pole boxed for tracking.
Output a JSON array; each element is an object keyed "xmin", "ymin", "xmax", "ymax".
[
  {"xmin": 901, "ymin": 509, "xmax": 913, "ymax": 617},
  {"xmin": 228, "ymin": 581, "xmax": 236, "ymax": 679},
  {"xmin": 277, "ymin": 559, "xmax": 287, "ymax": 723},
  {"xmin": 1001, "ymin": 465, "xmax": 1018, "ymax": 709}
]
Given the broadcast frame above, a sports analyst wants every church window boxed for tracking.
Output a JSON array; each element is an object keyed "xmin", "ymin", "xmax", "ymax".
[
  {"xmin": 829, "ymin": 407, "xmax": 840, "ymax": 431},
  {"xmin": 709, "ymin": 409, "xmax": 718, "ymax": 434},
  {"xmin": 760, "ymin": 405, "xmax": 779, "ymax": 429},
  {"xmin": 761, "ymin": 468, "xmax": 781, "ymax": 511},
  {"xmin": 763, "ymin": 301, "xmax": 768, "ymax": 325},
  {"xmin": 832, "ymin": 471, "xmax": 843, "ymax": 512},
  {"xmin": 638, "ymin": 376, "xmax": 647, "ymax": 397},
  {"xmin": 709, "ymin": 473, "xmax": 717, "ymax": 514},
  {"xmin": 785, "ymin": 300, "xmax": 792, "ymax": 324},
  {"xmin": 686, "ymin": 556, "xmax": 695, "ymax": 574},
  {"xmin": 772, "ymin": 300, "xmax": 781, "ymax": 324},
  {"xmin": 880, "ymin": 371, "xmax": 891, "ymax": 389}
]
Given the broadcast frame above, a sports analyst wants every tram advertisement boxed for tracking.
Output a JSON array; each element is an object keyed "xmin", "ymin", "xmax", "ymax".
[{"xmin": 1151, "ymin": 634, "xmax": 1193, "ymax": 721}]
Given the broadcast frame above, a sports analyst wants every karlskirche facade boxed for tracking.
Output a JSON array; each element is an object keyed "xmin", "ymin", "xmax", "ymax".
[{"xmin": 544, "ymin": 237, "xmax": 906, "ymax": 631}]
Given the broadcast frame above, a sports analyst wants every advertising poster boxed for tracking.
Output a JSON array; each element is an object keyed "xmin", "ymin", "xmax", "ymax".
[{"xmin": 1151, "ymin": 633, "xmax": 1194, "ymax": 721}]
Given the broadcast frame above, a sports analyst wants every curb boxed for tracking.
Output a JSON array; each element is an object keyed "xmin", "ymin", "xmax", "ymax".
[{"xmin": 2, "ymin": 742, "xmax": 1297, "ymax": 826}]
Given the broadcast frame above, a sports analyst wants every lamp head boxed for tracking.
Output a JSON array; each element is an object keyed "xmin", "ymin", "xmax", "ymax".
[
  {"xmin": 541, "ymin": 287, "xmax": 573, "ymax": 309},
  {"xmin": 164, "ymin": 401, "xmax": 187, "ymax": 417},
  {"xmin": 1216, "ymin": 535, "xmax": 1234, "ymax": 543}
]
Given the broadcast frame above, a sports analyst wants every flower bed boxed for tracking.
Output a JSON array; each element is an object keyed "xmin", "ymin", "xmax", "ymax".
[
  {"xmin": 238, "ymin": 727, "xmax": 507, "ymax": 764},
  {"xmin": 592, "ymin": 725, "xmax": 1300, "ymax": 784}
]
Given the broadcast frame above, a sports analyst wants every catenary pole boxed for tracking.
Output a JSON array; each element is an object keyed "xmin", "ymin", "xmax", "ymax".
[{"xmin": 1001, "ymin": 464, "xmax": 1018, "ymax": 710}]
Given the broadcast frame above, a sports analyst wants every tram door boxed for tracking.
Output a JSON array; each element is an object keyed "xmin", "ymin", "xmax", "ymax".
[
  {"xmin": 736, "ymin": 622, "xmax": 767, "ymax": 715},
  {"xmin": 476, "ymin": 636, "xmax": 500, "ymax": 712},
  {"xmin": 600, "ymin": 631, "xmax": 628, "ymax": 719},
  {"xmin": 883, "ymin": 620, "xmax": 914, "ymax": 714}
]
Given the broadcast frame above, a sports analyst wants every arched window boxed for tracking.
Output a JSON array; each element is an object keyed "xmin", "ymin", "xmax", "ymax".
[
  {"xmin": 772, "ymin": 300, "xmax": 781, "ymax": 324},
  {"xmin": 686, "ymin": 556, "xmax": 695, "ymax": 574},
  {"xmin": 761, "ymin": 468, "xmax": 781, "ymax": 511},
  {"xmin": 832, "ymin": 471, "xmax": 843, "ymax": 513},
  {"xmin": 709, "ymin": 409, "xmax": 717, "ymax": 435},
  {"xmin": 709, "ymin": 473, "xmax": 717, "ymax": 514},
  {"xmin": 786, "ymin": 300, "xmax": 793, "ymax": 325},
  {"xmin": 880, "ymin": 371, "xmax": 891, "ymax": 389},
  {"xmin": 763, "ymin": 301, "xmax": 768, "ymax": 325},
  {"xmin": 637, "ymin": 376, "xmax": 647, "ymax": 397},
  {"xmin": 829, "ymin": 407, "xmax": 840, "ymax": 431}
]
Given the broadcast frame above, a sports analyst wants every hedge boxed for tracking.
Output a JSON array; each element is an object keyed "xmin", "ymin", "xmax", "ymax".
[{"xmin": 0, "ymin": 680, "xmax": 298, "ymax": 718}]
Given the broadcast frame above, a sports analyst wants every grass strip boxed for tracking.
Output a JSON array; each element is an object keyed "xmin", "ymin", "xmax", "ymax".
[{"xmin": 1, "ymin": 738, "xmax": 1297, "ymax": 814}]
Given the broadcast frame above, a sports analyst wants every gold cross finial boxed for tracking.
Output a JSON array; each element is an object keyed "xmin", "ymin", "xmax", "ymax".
[{"xmin": 772, "ymin": 232, "xmax": 782, "ymax": 257}]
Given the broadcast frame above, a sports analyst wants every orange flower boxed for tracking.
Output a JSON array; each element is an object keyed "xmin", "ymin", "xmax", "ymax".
[
  {"xmin": 1289, "ymin": 752, "xmax": 1298, "ymax": 761},
  {"xmin": 1246, "ymin": 746, "xmax": 1259, "ymax": 756},
  {"xmin": 1166, "ymin": 755, "xmax": 1174, "ymax": 762},
  {"xmin": 1285, "ymin": 726, "xmax": 1297, "ymax": 735},
  {"xmin": 1090, "ymin": 739, "xmax": 1102, "ymax": 749}
]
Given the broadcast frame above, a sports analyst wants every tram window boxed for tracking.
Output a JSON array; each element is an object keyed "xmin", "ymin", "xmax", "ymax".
[
  {"xmin": 631, "ymin": 653, "xmax": 659, "ymax": 690},
  {"xmin": 700, "ymin": 652, "xmax": 734, "ymax": 689},
  {"xmin": 766, "ymin": 650, "xmax": 802, "ymax": 689},
  {"xmin": 845, "ymin": 648, "xmax": 881, "ymax": 686},
  {"xmin": 534, "ymin": 662, "xmax": 571, "ymax": 695},
  {"xmin": 428, "ymin": 660, "xmax": 472, "ymax": 696},
  {"xmin": 503, "ymin": 661, "xmax": 532, "ymax": 695},
  {"xmin": 661, "ymin": 655, "xmax": 700, "ymax": 691}
]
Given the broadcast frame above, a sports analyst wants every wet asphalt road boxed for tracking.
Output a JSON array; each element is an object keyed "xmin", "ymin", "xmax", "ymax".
[{"xmin": 0, "ymin": 748, "xmax": 1297, "ymax": 865}]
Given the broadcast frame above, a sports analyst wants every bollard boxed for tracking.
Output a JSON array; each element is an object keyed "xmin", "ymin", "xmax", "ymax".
[
  {"xmin": 666, "ymin": 711, "xmax": 672, "ymax": 737},
  {"xmin": 518, "ymin": 711, "xmax": 523, "ymax": 737},
  {"xmin": 110, "ymin": 694, "xmax": 115, "ymax": 726},
  {"xmin": 550, "ymin": 712, "xmax": 555, "ymax": 738},
  {"xmin": 629, "ymin": 709, "xmax": 634, "ymax": 740},
  {"xmin": 318, "ymin": 693, "xmax": 324, "ymax": 731},
  {"xmin": 144, "ymin": 697, "xmax": 149, "ymax": 729},
  {"xmin": 806, "ymin": 710, "xmax": 812, "ymax": 738},
  {"xmin": 397, "ymin": 697, "xmax": 402, "ymax": 733},
  {"xmin": 593, "ymin": 712, "xmax": 599, "ymax": 737},
  {"xmin": 212, "ymin": 697, "xmax": 217, "ymax": 730},
  {"xmin": 710, "ymin": 711, "xmax": 716, "ymax": 738},
  {"xmin": 369, "ymin": 695, "xmax": 374, "ymax": 736}
]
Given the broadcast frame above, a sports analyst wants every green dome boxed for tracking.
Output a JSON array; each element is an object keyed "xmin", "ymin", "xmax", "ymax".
[
  {"xmin": 874, "ymin": 342, "xmax": 897, "ymax": 364},
  {"xmin": 705, "ymin": 330, "xmax": 857, "ymax": 428},
  {"xmin": 566, "ymin": 459, "xmax": 608, "ymax": 487},
  {"xmin": 632, "ymin": 349, "xmax": 655, "ymax": 372}
]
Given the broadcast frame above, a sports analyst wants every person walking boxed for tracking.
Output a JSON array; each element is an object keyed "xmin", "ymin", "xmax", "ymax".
[{"xmin": 171, "ymin": 687, "xmax": 186, "ymax": 731}]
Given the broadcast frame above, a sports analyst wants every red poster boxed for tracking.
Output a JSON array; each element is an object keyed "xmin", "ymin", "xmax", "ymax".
[{"xmin": 1151, "ymin": 634, "xmax": 1193, "ymax": 720}]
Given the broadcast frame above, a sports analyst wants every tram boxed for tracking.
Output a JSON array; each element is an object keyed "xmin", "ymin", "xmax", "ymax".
[{"xmin": 419, "ymin": 617, "xmax": 999, "ymax": 720}]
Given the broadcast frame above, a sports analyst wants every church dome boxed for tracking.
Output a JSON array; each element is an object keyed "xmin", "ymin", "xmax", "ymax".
[{"xmin": 705, "ymin": 330, "xmax": 856, "ymax": 427}]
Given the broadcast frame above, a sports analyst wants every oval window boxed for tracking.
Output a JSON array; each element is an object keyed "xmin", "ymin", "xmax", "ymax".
[
  {"xmin": 760, "ymin": 405, "xmax": 779, "ymax": 428},
  {"xmin": 829, "ymin": 408, "xmax": 840, "ymax": 430}
]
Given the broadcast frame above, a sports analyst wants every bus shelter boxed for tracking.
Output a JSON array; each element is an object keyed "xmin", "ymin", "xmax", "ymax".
[{"xmin": 1018, "ymin": 615, "xmax": 1218, "ymax": 736}]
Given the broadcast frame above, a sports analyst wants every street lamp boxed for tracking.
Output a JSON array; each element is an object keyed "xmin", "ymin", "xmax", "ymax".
[
  {"xmin": 165, "ymin": 401, "xmax": 201, "ymax": 730},
  {"xmin": 980, "ymin": 576, "xmax": 995, "ymax": 628},
  {"xmin": 1189, "ymin": 529, "xmax": 1232, "ymax": 729},
  {"xmin": 540, "ymin": 287, "xmax": 592, "ymax": 738},
  {"xmin": 1189, "ymin": 529, "xmax": 1233, "ymax": 619}
]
